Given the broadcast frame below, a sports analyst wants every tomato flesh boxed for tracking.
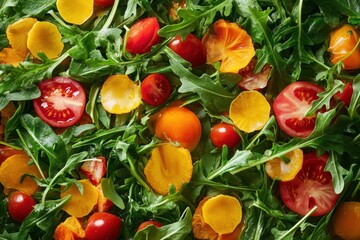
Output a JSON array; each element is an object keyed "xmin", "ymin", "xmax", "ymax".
[
  {"xmin": 126, "ymin": 17, "xmax": 160, "ymax": 54},
  {"xmin": 273, "ymin": 81, "xmax": 324, "ymax": 138},
  {"xmin": 168, "ymin": 34, "xmax": 206, "ymax": 67},
  {"xmin": 141, "ymin": 73, "xmax": 171, "ymax": 106},
  {"xmin": 210, "ymin": 122, "xmax": 241, "ymax": 149},
  {"xmin": 137, "ymin": 220, "xmax": 163, "ymax": 232},
  {"xmin": 85, "ymin": 212, "xmax": 121, "ymax": 240},
  {"xmin": 8, "ymin": 191, "xmax": 36, "ymax": 222},
  {"xmin": 33, "ymin": 77, "xmax": 86, "ymax": 128},
  {"xmin": 94, "ymin": 0, "xmax": 115, "ymax": 7},
  {"xmin": 280, "ymin": 152, "xmax": 339, "ymax": 216}
]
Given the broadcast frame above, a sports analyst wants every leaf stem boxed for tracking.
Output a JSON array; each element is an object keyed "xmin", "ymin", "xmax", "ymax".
[
  {"xmin": 16, "ymin": 129, "xmax": 47, "ymax": 181},
  {"xmin": 101, "ymin": 0, "xmax": 120, "ymax": 31}
]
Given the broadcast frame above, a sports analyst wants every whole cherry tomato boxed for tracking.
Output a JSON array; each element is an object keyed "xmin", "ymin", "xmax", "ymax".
[
  {"xmin": 210, "ymin": 122, "xmax": 241, "ymax": 149},
  {"xmin": 94, "ymin": 0, "xmax": 115, "ymax": 7},
  {"xmin": 155, "ymin": 106, "xmax": 202, "ymax": 151},
  {"xmin": 85, "ymin": 212, "xmax": 121, "ymax": 240},
  {"xmin": 141, "ymin": 73, "xmax": 171, "ymax": 106},
  {"xmin": 168, "ymin": 34, "xmax": 207, "ymax": 67},
  {"xmin": 126, "ymin": 17, "xmax": 161, "ymax": 54},
  {"xmin": 328, "ymin": 24, "xmax": 360, "ymax": 70},
  {"xmin": 8, "ymin": 191, "xmax": 36, "ymax": 222},
  {"xmin": 33, "ymin": 77, "xmax": 86, "ymax": 128},
  {"xmin": 137, "ymin": 220, "xmax": 163, "ymax": 232}
]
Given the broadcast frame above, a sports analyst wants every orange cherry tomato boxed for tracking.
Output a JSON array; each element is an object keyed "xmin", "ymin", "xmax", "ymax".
[
  {"xmin": 328, "ymin": 24, "xmax": 360, "ymax": 70},
  {"xmin": 155, "ymin": 106, "xmax": 202, "ymax": 151}
]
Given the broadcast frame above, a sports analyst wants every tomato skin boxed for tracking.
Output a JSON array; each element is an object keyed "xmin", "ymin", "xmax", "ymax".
[
  {"xmin": 155, "ymin": 106, "xmax": 202, "ymax": 151},
  {"xmin": 137, "ymin": 220, "xmax": 163, "ymax": 232},
  {"xmin": 335, "ymin": 82, "xmax": 353, "ymax": 107},
  {"xmin": 168, "ymin": 34, "xmax": 207, "ymax": 67},
  {"xmin": 85, "ymin": 212, "xmax": 121, "ymax": 240},
  {"xmin": 280, "ymin": 152, "xmax": 339, "ymax": 216},
  {"xmin": 126, "ymin": 17, "xmax": 161, "ymax": 54},
  {"xmin": 33, "ymin": 77, "xmax": 86, "ymax": 128},
  {"xmin": 328, "ymin": 24, "xmax": 360, "ymax": 70},
  {"xmin": 8, "ymin": 191, "xmax": 36, "ymax": 222},
  {"xmin": 273, "ymin": 81, "xmax": 324, "ymax": 138},
  {"xmin": 210, "ymin": 123, "xmax": 241, "ymax": 149},
  {"xmin": 94, "ymin": 0, "xmax": 114, "ymax": 7},
  {"xmin": 141, "ymin": 74, "xmax": 171, "ymax": 106}
]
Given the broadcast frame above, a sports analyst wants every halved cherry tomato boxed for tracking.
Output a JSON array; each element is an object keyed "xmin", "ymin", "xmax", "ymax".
[
  {"xmin": 85, "ymin": 212, "xmax": 121, "ymax": 240},
  {"xmin": 94, "ymin": 0, "xmax": 114, "ymax": 7},
  {"xmin": 328, "ymin": 24, "xmax": 360, "ymax": 70},
  {"xmin": 210, "ymin": 122, "xmax": 241, "ymax": 149},
  {"xmin": 335, "ymin": 82, "xmax": 353, "ymax": 107},
  {"xmin": 168, "ymin": 34, "xmax": 207, "ymax": 67},
  {"xmin": 280, "ymin": 152, "xmax": 339, "ymax": 216},
  {"xmin": 155, "ymin": 106, "xmax": 202, "ymax": 151},
  {"xmin": 8, "ymin": 191, "xmax": 36, "ymax": 222},
  {"xmin": 137, "ymin": 220, "xmax": 163, "ymax": 232},
  {"xmin": 141, "ymin": 73, "xmax": 171, "ymax": 106},
  {"xmin": 126, "ymin": 17, "xmax": 161, "ymax": 55},
  {"xmin": 273, "ymin": 81, "xmax": 325, "ymax": 138},
  {"xmin": 33, "ymin": 77, "xmax": 86, "ymax": 128}
]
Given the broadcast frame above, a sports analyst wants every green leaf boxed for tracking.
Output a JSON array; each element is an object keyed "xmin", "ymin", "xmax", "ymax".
[
  {"xmin": 348, "ymin": 74, "xmax": 360, "ymax": 119},
  {"xmin": 101, "ymin": 178, "xmax": 125, "ymax": 210},
  {"xmin": 158, "ymin": 0, "xmax": 232, "ymax": 38},
  {"xmin": 16, "ymin": 0, "xmax": 55, "ymax": 16},
  {"xmin": 325, "ymin": 152, "xmax": 348, "ymax": 194},
  {"xmin": 234, "ymin": 0, "xmax": 291, "ymax": 99},
  {"xmin": 165, "ymin": 47, "xmax": 236, "ymax": 113},
  {"xmin": 207, "ymin": 150, "xmax": 255, "ymax": 180},
  {"xmin": 20, "ymin": 114, "xmax": 67, "ymax": 177},
  {"xmin": 134, "ymin": 207, "xmax": 192, "ymax": 240}
]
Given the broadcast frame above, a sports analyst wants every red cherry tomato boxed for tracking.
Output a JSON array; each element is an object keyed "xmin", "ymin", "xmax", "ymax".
[
  {"xmin": 273, "ymin": 81, "xmax": 325, "ymax": 138},
  {"xmin": 280, "ymin": 152, "xmax": 339, "ymax": 216},
  {"xmin": 94, "ymin": 0, "xmax": 114, "ymax": 7},
  {"xmin": 168, "ymin": 34, "xmax": 207, "ymax": 67},
  {"xmin": 137, "ymin": 220, "xmax": 163, "ymax": 232},
  {"xmin": 33, "ymin": 77, "xmax": 86, "ymax": 128},
  {"xmin": 335, "ymin": 82, "xmax": 353, "ymax": 107},
  {"xmin": 210, "ymin": 122, "xmax": 241, "ymax": 149},
  {"xmin": 141, "ymin": 74, "xmax": 171, "ymax": 106},
  {"xmin": 85, "ymin": 212, "xmax": 121, "ymax": 240},
  {"xmin": 8, "ymin": 191, "xmax": 36, "ymax": 222},
  {"xmin": 126, "ymin": 17, "xmax": 161, "ymax": 55}
]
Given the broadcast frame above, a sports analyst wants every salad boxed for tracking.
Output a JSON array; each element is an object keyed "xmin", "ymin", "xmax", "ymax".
[{"xmin": 0, "ymin": 0, "xmax": 360, "ymax": 239}]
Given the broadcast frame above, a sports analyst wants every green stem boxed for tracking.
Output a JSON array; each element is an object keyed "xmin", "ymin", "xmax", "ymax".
[
  {"xmin": 277, "ymin": 206, "xmax": 317, "ymax": 240},
  {"xmin": 101, "ymin": 0, "xmax": 120, "ymax": 31},
  {"xmin": 16, "ymin": 130, "xmax": 47, "ymax": 181},
  {"xmin": 48, "ymin": 10, "xmax": 71, "ymax": 29}
]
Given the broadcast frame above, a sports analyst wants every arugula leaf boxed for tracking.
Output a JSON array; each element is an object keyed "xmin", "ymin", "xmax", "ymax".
[
  {"xmin": 101, "ymin": 177, "xmax": 125, "ymax": 210},
  {"xmin": 234, "ymin": 0, "xmax": 291, "ymax": 99},
  {"xmin": 165, "ymin": 47, "xmax": 236, "ymax": 113},
  {"xmin": 20, "ymin": 114, "xmax": 67, "ymax": 177},
  {"xmin": 16, "ymin": 0, "xmax": 55, "ymax": 16},
  {"xmin": 134, "ymin": 207, "xmax": 192, "ymax": 240},
  {"xmin": 158, "ymin": 0, "xmax": 232, "ymax": 38},
  {"xmin": 325, "ymin": 152, "xmax": 348, "ymax": 194},
  {"xmin": 312, "ymin": 0, "xmax": 360, "ymax": 25},
  {"xmin": 348, "ymin": 74, "xmax": 360, "ymax": 119}
]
